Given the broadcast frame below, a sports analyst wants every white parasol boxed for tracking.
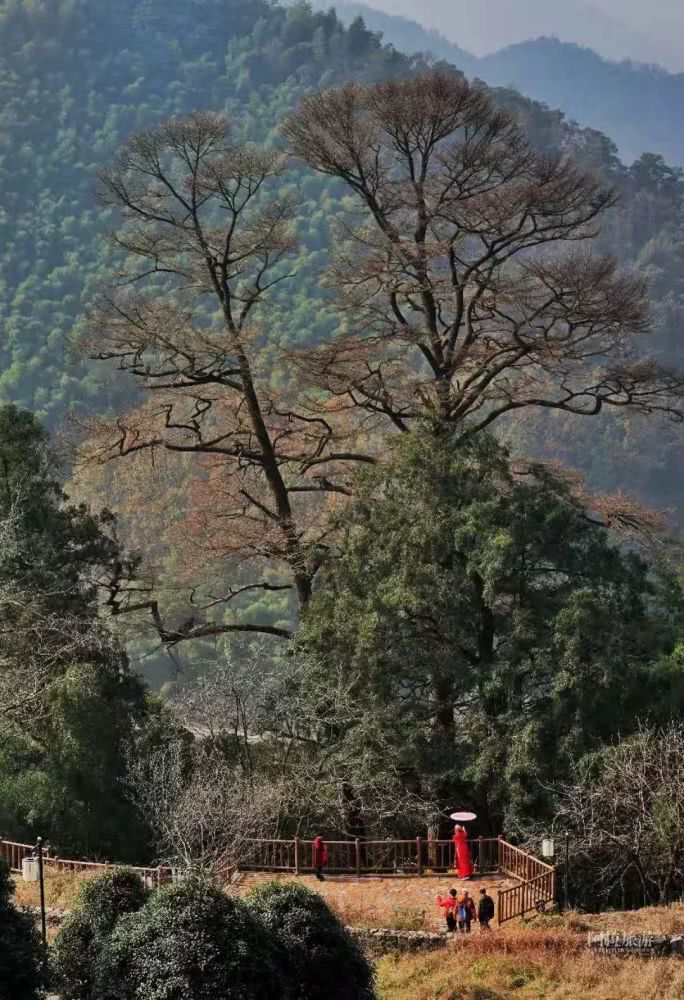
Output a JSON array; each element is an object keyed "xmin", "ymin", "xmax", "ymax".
[{"xmin": 450, "ymin": 811, "xmax": 477, "ymax": 822}]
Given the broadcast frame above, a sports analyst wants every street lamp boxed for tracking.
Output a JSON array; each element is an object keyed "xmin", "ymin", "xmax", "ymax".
[
  {"xmin": 541, "ymin": 838, "xmax": 555, "ymax": 859},
  {"xmin": 36, "ymin": 837, "xmax": 47, "ymax": 953},
  {"xmin": 22, "ymin": 838, "xmax": 47, "ymax": 956}
]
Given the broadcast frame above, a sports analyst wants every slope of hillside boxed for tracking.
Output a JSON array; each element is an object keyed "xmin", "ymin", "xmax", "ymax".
[
  {"xmin": 479, "ymin": 38, "xmax": 684, "ymax": 166},
  {"xmin": 0, "ymin": 0, "xmax": 418, "ymax": 424},
  {"xmin": 329, "ymin": 1, "xmax": 684, "ymax": 165}
]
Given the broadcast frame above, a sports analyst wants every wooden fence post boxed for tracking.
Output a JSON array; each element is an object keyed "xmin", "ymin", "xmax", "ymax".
[
  {"xmin": 355, "ymin": 838, "xmax": 361, "ymax": 877},
  {"xmin": 478, "ymin": 835, "xmax": 483, "ymax": 872},
  {"xmin": 294, "ymin": 837, "xmax": 300, "ymax": 876},
  {"xmin": 416, "ymin": 837, "xmax": 422, "ymax": 877}
]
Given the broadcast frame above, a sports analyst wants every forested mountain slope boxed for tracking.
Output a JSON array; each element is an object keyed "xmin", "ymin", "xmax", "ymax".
[
  {"xmin": 329, "ymin": 2, "xmax": 684, "ymax": 165},
  {"xmin": 0, "ymin": 0, "xmax": 407, "ymax": 423},
  {"xmin": 1, "ymin": 0, "xmax": 684, "ymax": 511}
]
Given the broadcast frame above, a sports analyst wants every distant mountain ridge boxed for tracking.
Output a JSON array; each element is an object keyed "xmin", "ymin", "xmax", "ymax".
[
  {"xmin": 326, "ymin": 1, "xmax": 684, "ymax": 165},
  {"xmin": 334, "ymin": 0, "xmax": 684, "ymax": 71}
]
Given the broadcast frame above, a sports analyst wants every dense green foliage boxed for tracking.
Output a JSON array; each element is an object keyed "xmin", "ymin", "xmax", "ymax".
[
  {"xmin": 52, "ymin": 869, "xmax": 148, "ymax": 1000},
  {"xmin": 109, "ymin": 879, "xmax": 281, "ymax": 1000},
  {"xmin": 0, "ymin": 663, "xmax": 156, "ymax": 860},
  {"xmin": 0, "ymin": 404, "xmax": 125, "ymax": 612},
  {"xmin": 245, "ymin": 880, "xmax": 375, "ymax": 1000},
  {"xmin": 69, "ymin": 867, "xmax": 149, "ymax": 938},
  {"xmin": 0, "ymin": 859, "xmax": 46, "ymax": 1000},
  {"xmin": 0, "ymin": 0, "xmax": 412, "ymax": 424},
  {"xmin": 53, "ymin": 873, "xmax": 375, "ymax": 1000},
  {"xmin": 298, "ymin": 428, "xmax": 684, "ymax": 829},
  {"xmin": 0, "ymin": 0, "xmax": 681, "ymax": 557},
  {"xmin": 0, "ymin": 404, "xmax": 165, "ymax": 858}
]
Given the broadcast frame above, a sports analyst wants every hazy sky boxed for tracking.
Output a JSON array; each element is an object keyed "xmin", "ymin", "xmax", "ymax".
[{"xmin": 367, "ymin": 0, "xmax": 684, "ymax": 71}]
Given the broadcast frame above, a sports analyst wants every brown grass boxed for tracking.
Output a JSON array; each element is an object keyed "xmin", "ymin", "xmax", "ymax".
[
  {"xmin": 377, "ymin": 946, "xmax": 684, "ymax": 999},
  {"xmin": 570, "ymin": 902, "xmax": 684, "ymax": 935},
  {"xmin": 12, "ymin": 868, "xmax": 99, "ymax": 910},
  {"xmin": 235, "ymin": 874, "xmax": 517, "ymax": 933}
]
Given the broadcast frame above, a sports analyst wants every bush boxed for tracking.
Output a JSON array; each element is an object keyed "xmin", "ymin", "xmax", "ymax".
[
  {"xmin": 51, "ymin": 912, "xmax": 98, "ymax": 1000},
  {"xmin": 245, "ymin": 880, "xmax": 376, "ymax": 1000},
  {"xmin": 75, "ymin": 868, "xmax": 149, "ymax": 937},
  {"xmin": 110, "ymin": 878, "xmax": 280, "ymax": 1000},
  {"xmin": 0, "ymin": 859, "xmax": 46, "ymax": 1000},
  {"xmin": 52, "ymin": 868, "xmax": 148, "ymax": 1000}
]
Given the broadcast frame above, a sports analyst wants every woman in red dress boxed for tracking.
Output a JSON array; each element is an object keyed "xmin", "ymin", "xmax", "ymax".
[
  {"xmin": 313, "ymin": 835, "xmax": 328, "ymax": 881},
  {"xmin": 452, "ymin": 825, "xmax": 473, "ymax": 878}
]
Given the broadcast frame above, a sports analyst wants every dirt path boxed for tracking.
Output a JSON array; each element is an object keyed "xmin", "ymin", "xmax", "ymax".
[{"xmin": 235, "ymin": 872, "xmax": 517, "ymax": 931}]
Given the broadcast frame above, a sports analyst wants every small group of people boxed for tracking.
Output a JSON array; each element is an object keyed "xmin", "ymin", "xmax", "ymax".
[{"xmin": 437, "ymin": 887, "xmax": 495, "ymax": 934}]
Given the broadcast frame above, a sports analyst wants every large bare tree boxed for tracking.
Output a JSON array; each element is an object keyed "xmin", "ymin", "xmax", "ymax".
[
  {"xmin": 80, "ymin": 114, "xmax": 369, "ymax": 645},
  {"xmin": 81, "ymin": 81, "xmax": 684, "ymax": 651},
  {"xmin": 283, "ymin": 71, "xmax": 684, "ymax": 437},
  {"xmin": 554, "ymin": 724, "xmax": 684, "ymax": 907}
]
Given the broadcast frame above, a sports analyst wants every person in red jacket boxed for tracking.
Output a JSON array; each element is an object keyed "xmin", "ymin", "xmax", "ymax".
[
  {"xmin": 436, "ymin": 888, "xmax": 458, "ymax": 933},
  {"xmin": 452, "ymin": 825, "xmax": 473, "ymax": 879},
  {"xmin": 313, "ymin": 836, "xmax": 328, "ymax": 881}
]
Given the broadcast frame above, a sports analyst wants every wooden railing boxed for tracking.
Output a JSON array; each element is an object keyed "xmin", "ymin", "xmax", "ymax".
[
  {"xmin": 497, "ymin": 838, "xmax": 555, "ymax": 884},
  {"xmin": 497, "ymin": 869, "xmax": 557, "ymax": 924},
  {"xmin": 43, "ymin": 857, "xmax": 171, "ymax": 887},
  {"xmin": 242, "ymin": 836, "xmax": 501, "ymax": 876},
  {"xmin": 0, "ymin": 839, "xmax": 34, "ymax": 873},
  {"xmin": 1, "ymin": 834, "xmax": 555, "ymax": 923},
  {"xmin": 0, "ymin": 838, "xmax": 172, "ymax": 887}
]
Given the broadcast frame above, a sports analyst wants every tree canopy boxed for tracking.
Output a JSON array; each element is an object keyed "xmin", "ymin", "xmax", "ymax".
[{"xmin": 298, "ymin": 427, "xmax": 684, "ymax": 828}]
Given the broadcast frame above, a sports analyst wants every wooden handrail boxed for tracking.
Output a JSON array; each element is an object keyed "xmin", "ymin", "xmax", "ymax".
[
  {"xmin": 0, "ymin": 838, "xmax": 171, "ymax": 883},
  {"xmin": 1, "ymin": 833, "xmax": 553, "ymax": 914},
  {"xmin": 241, "ymin": 837, "xmax": 502, "ymax": 876},
  {"xmin": 497, "ymin": 838, "xmax": 554, "ymax": 879},
  {"xmin": 497, "ymin": 868, "xmax": 557, "ymax": 924}
]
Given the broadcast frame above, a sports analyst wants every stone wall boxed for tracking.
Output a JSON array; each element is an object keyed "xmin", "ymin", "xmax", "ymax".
[{"xmin": 348, "ymin": 927, "xmax": 447, "ymax": 958}]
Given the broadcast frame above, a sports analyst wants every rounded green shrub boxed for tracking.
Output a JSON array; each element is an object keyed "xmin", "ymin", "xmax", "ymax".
[
  {"xmin": 51, "ymin": 912, "xmax": 97, "ymax": 1000},
  {"xmin": 75, "ymin": 868, "xmax": 149, "ymax": 937},
  {"xmin": 110, "ymin": 878, "xmax": 279, "ymax": 1000},
  {"xmin": 52, "ymin": 868, "xmax": 148, "ymax": 1000},
  {"xmin": 0, "ymin": 859, "xmax": 46, "ymax": 1000},
  {"xmin": 245, "ymin": 880, "xmax": 376, "ymax": 1000}
]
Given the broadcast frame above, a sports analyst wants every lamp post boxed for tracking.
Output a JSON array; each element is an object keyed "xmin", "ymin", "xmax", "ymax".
[
  {"xmin": 36, "ymin": 837, "xmax": 47, "ymax": 953},
  {"xmin": 564, "ymin": 832, "xmax": 570, "ymax": 912},
  {"xmin": 541, "ymin": 838, "xmax": 555, "ymax": 860}
]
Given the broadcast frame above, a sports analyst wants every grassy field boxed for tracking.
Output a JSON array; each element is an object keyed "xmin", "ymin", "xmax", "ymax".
[
  {"xmin": 377, "ymin": 946, "xmax": 684, "ymax": 999},
  {"xmin": 376, "ymin": 906, "xmax": 684, "ymax": 998},
  {"xmin": 13, "ymin": 867, "xmax": 101, "ymax": 910}
]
